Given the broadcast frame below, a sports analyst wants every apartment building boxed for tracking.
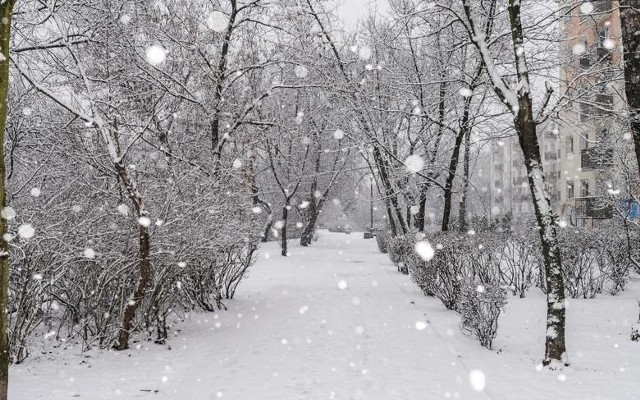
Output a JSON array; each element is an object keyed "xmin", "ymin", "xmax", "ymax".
[
  {"xmin": 489, "ymin": 136, "xmax": 534, "ymax": 225},
  {"xmin": 488, "ymin": 1, "xmax": 626, "ymax": 228},
  {"xmin": 554, "ymin": 0, "xmax": 622, "ymax": 226}
]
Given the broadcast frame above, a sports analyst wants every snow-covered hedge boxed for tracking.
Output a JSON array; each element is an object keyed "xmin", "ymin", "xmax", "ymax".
[
  {"xmin": 398, "ymin": 232, "xmax": 506, "ymax": 348},
  {"xmin": 459, "ymin": 283, "xmax": 507, "ymax": 349},
  {"xmin": 395, "ymin": 226, "xmax": 637, "ymax": 349},
  {"xmin": 552, "ymin": 227, "xmax": 635, "ymax": 299},
  {"xmin": 375, "ymin": 230, "xmax": 390, "ymax": 254}
]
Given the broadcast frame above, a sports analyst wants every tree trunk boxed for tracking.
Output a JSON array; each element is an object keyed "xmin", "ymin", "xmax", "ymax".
[
  {"xmin": 507, "ymin": 0, "xmax": 567, "ymax": 366},
  {"xmin": 441, "ymin": 126, "xmax": 466, "ymax": 232},
  {"xmin": 0, "ymin": 3, "xmax": 15, "ymax": 398},
  {"xmin": 515, "ymin": 102, "xmax": 566, "ymax": 365},
  {"xmin": 620, "ymin": 1, "xmax": 640, "ymax": 177},
  {"xmin": 300, "ymin": 197, "xmax": 317, "ymax": 247},
  {"xmin": 414, "ymin": 187, "xmax": 428, "ymax": 231},
  {"xmin": 373, "ymin": 146, "xmax": 408, "ymax": 235},
  {"xmin": 280, "ymin": 204, "xmax": 289, "ymax": 257},
  {"xmin": 462, "ymin": 0, "xmax": 567, "ymax": 366},
  {"xmin": 113, "ymin": 161, "xmax": 152, "ymax": 350},
  {"xmin": 459, "ymin": 130, "xmax": 471, "ymax": 232},
  {"xmin": 261, "ymin": 213, "xmax": 274, "ymax": 243},
  {"xmin": 210, "ymin": 2, "xmax": 238, "ymax": 160}
]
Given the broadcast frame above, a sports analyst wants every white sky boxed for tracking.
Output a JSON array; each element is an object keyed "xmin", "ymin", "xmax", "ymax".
[{"xmin": 336, "ymin": 0, "xmax": 389, "ymax": 29}]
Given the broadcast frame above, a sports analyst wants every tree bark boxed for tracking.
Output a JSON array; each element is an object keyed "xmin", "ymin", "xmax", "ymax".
[
  {"xmin": 441, "ymin": 60, "xmax": 483, "ymax": 232},
  {"xmin": 0, "ymin": 3, "xmax": 16, "ymax": 398},
  {"xmin": 514, "ymin": 101, "xmax": 566, "ymax": 365},
  {"xmin": 506, "ymin": 0, "xmax": 567, "ymax": 366},
  {"xmin": 459, "ymin": 130, "xmax": 471, "ymax": 232},
  {"xmin": 620, "ymin": 1, "xmax": 640, "ymax": 177},
  {"xmin": 461, "ymin": 0, "xmax": 567, "ymax": 366},
  {"xmin": 114, "ymin": 161, "xmax": 152, "ymax": 350},
  {"xmin": 373, "ymin": 146, "xmax": 408, "ymax": 235},
  {"xmin": 414, "ymin": 187, "xmax": 428, "ymax": 231},
  {"xmin": 441, "ymin": 125, "xmax": 467, "ymax": 232},
  {"xmin": 280, "ymin": 203, "xmax": 289, "ymax": 256},
  {"xmin": 300, "ymin": 203, "xmax": 318, "ymax": 247}
]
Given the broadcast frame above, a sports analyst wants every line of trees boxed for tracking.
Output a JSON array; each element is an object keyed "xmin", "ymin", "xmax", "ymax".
[{"xmin": 0, "ymin": 0, "xmax": 639, "ymax": 396}]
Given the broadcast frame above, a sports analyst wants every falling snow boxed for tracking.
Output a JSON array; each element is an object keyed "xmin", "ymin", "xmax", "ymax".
[{"xmin": 145, "ymin": 44, "xmax": 167, "ymax": 66}]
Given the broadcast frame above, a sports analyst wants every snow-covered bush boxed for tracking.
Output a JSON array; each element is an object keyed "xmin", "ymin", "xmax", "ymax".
[
  {"xmin": 557, "ymin": 229, "xmax": 608, "ymax": 299},
  {"xmin": 499, "ymin": 231, "xmax": 541, "ymax": 298},
  {"xmin": 388, "ymin": 235, "xmax": 416, "ymax": 274},
  {"xmin": 595, "ymin": 224, "xmax": 637, "ymax": 295},
  {"xmin": 375, "ymin": 230, "xmax": 390, "ymax": 254},
  {"xmin": 459, "ymin": 283, "xmax": 507, "ymax": 349},
  {"xmin": 414, "ymin": 233, "xmax": 470, "ymax": 311},
  {"xmin": 467, "ymin": 234, "xmax": 502, "ymax": 285}
]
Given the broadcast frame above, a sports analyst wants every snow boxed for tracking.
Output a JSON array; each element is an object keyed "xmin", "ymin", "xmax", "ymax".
[
  {"xmin": 10, "ymin": 232, "xmax": 640, "ymax": 399},
  {"xmin": 206, "ymin": 11, "xmax": 228, "ymax": 33},
  {"xmin": 17, "ymin": 223, "xmax": 35, "ymax": 239},
  {"xmin": 579, "ymin": 2, "xmax": 594, "ymax": 15},
  {"xmin": 145, "ymin": 45, "xmax": 167, "ymax": 66},
  {"xmin": 294, "ymin": 65, "xmax": 309, "ymax": 78},
  {"xmin": 459, "ymin": 88, "xmax": 473, "ymax": 98},
  {"xmin": 468, "ymin": 369, "xmax": 486, "ymax": 392},
  {"xmin": 117, "ymin": 204, "xmax": 130, "ymax": 216},
  {"xmin": 404, "ymin": 155, "xmax": 424, "ymax": 174},
  {"xmin": 1, "ymin": 206, "xmax": 15, "ymax": 220},
  {"xmin": 83, "ymin": 248, "xmax": 96, "ymax": 259},
  {"xmin": 137, "ymin": 216, "xmax": 151, "ymax": 228},
  {"xmin": 358, "ymin": 46, "xmax": 372, "ymax": 61},
  {"xmin": 414, "ymin": 240, "xmax": 435, "ymax": 261}
]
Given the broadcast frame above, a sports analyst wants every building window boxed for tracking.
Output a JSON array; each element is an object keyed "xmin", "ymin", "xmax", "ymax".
[
  {"xmin": 580, "ymin": 133, "xmax": 590, "ymax": 150},
  {"xmin": 581, "ymin": 180, "xmax": 590, "ymax": 197},
  {"xmin": 567, "ymin": 181, "xmax": 575, "ymax": 199},
  {"xmin": 567, "ymin": 135, "xmax": 574, "ymax": 155}
]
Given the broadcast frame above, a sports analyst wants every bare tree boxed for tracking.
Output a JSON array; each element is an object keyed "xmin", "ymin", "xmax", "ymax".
[
  {"xmin": 453, "ymin": 0, "xmax": 568, "ymax": 366},
  {"xmin": 0, "ymin": 2, "xmax": 17, "ymax": 398}
]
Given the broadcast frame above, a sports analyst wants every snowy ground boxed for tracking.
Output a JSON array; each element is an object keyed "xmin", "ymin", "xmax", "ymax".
[{"xmin": 11, "ymin": 231, "xmax": 640, "ymax": 399}]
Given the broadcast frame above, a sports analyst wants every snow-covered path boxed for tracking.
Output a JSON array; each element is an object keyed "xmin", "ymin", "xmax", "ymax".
[{"xmin": 11, "ymin": 231, "xmax": 640, "ymax": 399}]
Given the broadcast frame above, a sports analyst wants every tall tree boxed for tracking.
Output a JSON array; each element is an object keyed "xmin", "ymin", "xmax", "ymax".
[
  {"xmin": 457, "ymin": 0, "xmax": 568, "ymax": 366},
  {"xmin": 0, "ymin": 2, "xmax": 16, "ymax": 397}
]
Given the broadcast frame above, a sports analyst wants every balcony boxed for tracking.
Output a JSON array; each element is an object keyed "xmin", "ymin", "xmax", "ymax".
[
  {"xmin": 574, "ymin": 197, "xmax": 613, "ymax": 219},
  {"xmin": 581, "ymin": 147, "xmax": 614, "ymax": 170}
]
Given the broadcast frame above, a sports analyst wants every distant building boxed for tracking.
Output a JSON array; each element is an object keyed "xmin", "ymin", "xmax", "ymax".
[
  {"xmin": 489, "ymin": 1, "xmax": 626, "ymax": 228},
  {"xmin": 554, "ymin": 0, "xmax": 622, "ymax": 226}
]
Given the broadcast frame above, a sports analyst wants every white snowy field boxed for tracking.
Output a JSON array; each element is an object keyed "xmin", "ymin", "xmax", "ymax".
[{"xmin": 10, "ymin": 231, "xmax": 640, "ymax": 400}]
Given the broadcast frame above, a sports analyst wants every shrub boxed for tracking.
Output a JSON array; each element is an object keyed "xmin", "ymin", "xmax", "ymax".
[
  {"xmin": 388, "ymin": 235, "xmax": 416, "ymax": 275},
  {"xmin": 417, "ymin": 233, "xmax": 470, "ymax": 311},
  {"xmin": 498, "ymin": 231, "xmax": 540, "ymax": 298},
  {"xmin": 557, "ymin": 229, "xmax": 608, "ymax": 299},
  {"xmin": 375, "ymin": 230, "xmax": 390, "ymax": 254},
  {"xmin": 459, "ymin": 283, "xmax": 507, "ymax": 349}
]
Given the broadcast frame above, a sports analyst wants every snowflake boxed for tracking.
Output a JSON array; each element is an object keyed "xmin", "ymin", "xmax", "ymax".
[
  {"xmin": 145, "ymin": 45, "xmax": 167, "ymax": 66},
  {"xmin": 206, "ymin": 11, "xmax": 228, "ymax": 32}
]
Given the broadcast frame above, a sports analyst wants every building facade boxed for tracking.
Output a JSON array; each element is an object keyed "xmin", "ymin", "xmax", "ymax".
[
  {"xmin": 489, "ymin": 0, "xmax": 627, "ymax": 228},
  {"xmin": 554, "ymin": 0, "xmax": 623, "ymax": 226}
]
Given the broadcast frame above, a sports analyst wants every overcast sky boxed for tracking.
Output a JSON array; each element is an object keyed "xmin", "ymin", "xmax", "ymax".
[{"xmin": 336, "ymin": 0, "xmax": 389, "ymax": 29}]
